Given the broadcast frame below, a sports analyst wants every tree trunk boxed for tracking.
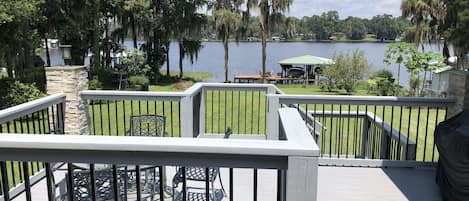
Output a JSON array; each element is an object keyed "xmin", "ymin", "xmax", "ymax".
[
  {"xmin": 105, "ymin": 17, "xmax": 111, "ymax": 68},
  {"xmin": 397, "ymin": 63, "xmax": 401, "ymax": 86},
  {"xmin": 44, "ymin": 36, "xmax": 51, "ymax": 67},
  {"xmin": 261, "ymin": 28, "xmax": 267, "ymax": 83},
  {"xmin": 131, "ymin": 15, "xmax": 137, "ymax": 49},
  {"xmin": 178, "ymin": 39, "xmax": 184, "ymax": 79},
  {"xmin": 224, "ymin": 33, "xmax": 229, "ymax": 83},
  {"xmin": 421, "ymin": 70, "xmax": 427, "ymax": 96},
  {"xmin": 166, "ymin": 44, "xmax": 170, "ymax": 77}
]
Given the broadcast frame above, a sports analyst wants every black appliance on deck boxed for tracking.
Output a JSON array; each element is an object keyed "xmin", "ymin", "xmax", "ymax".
[{"xmin": 435, "ymin": 110, "xmax": 469, "ymax": 201}]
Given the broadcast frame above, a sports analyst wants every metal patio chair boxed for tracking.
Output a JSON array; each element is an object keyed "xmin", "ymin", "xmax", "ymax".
[
  {"xmin": 172, "ymin": 167, "xmax": 225, "ymax": 201},
  {"xmin": 128, "ymin": 114, "xmax": 168, "ymax": 137},
  {"xmin": 171, "ymin": 128, "xmax": 232, "ymax": 201}
]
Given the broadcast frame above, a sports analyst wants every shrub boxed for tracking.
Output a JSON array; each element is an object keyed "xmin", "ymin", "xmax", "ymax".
[
  {"xmin": 367, "ymin": 70, "xmax": 400, "ymax": 96},
  {"xmin": 89, "ymin": 67, "xmax": 115, "ymax": 89},
  {"xmin": 0, "ymin": 78, "xmax": 44, "ymax": 110},
  {"xmin": 322, "ymin": 50, "xmax": 370, "ymax": 93},
  {"xmin": 88, "ymin": 76, "xmax": 103, "ymax": 90},
  {"xmin": 129, "ymin": 75, "xmax": 150, "ymax": 91}
]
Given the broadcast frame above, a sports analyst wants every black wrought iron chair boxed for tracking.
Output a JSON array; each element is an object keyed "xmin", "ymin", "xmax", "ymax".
[
  {"xmin": 128, "ymin": 114, "xmax": 168, "ymax": 137},
  {"xmin": 65, "ymin": 167, "xmax": 127, "ymax": 201},
  {"xmin": 127, "ymin": 114, "xmax": 169, "ymax": 199},
  {"xmin": 171, "ymin": 129, "xmax": 232, "ymax": 201}
]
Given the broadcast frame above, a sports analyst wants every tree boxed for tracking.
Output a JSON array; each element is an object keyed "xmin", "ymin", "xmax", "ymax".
[
  {"xmin": 284, "ymin": 16, "xmax": 297, "ymax": 39},
  {"xmin": 323, "ymin": 50, "xmax": 370, "ymax": 93},
  {"xmin": 341, "ymin": 17, "xmax": 367, "ymax": 40},
  {"xmin": 247, "ymin": 0, "xmax": 293, "ymax": 82},
  {"xmin": 384, "ymin": 42, "xmax": 417, "ymax": 87},
  {"xmin": 214, "ymin": 8, "xmax": 242, "ymax": 82},
  {"xmin": 172, "ymin": 0, "xmax": 207, "ymax": 79},
  {"xmin": 442, "ymin": 0, "xmax": 469, "ymax": 68},
  {"xmin": 401, "ymin": 0, "xmax": 446, "ymax": 50}
]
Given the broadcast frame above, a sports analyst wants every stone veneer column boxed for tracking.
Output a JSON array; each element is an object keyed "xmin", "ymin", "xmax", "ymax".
[
  {"xmin": 446, "ymin": 70, "xmax": 469, "ymax": 118},
  {"xmin": 45, "ymin": 66, "xmax": 89, "ymax": 135}
]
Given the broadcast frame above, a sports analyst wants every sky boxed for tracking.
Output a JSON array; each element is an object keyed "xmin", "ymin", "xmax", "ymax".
[{"xmin": 285, "ymin": 0, "xmax": 402, "ymax": 19}]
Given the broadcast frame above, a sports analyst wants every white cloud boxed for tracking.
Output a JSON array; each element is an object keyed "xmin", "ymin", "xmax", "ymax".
[{"xmin": 286, "ymin": 0, "xmax": 402, "ymax": 19}]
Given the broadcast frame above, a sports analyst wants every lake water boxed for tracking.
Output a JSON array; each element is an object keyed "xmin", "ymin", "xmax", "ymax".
[{"xmin": 42, "ymin": 41, "xmax": 446, "ymax": 87}]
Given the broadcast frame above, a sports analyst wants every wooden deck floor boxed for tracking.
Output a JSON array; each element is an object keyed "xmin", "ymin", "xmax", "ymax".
[{"xmin": 10, "ymin": 166, "xmax": 441, "ymax": 201}]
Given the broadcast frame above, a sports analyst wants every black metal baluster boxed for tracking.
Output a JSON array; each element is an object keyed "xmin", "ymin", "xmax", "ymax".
[
  {"xmin": 115, "ymin": 101, "xmax": 119, "ymax": 136},
  {"xmin": 371, "ymin": 106, "xmax": 377, "ymax": 159},
  {"xmin": 41, "ymin": 110, "xmax": 47, "ymax": 134},
  {"xmin": 50, "ymin": 105, "xmax": 57, "ymax": 134},
  {"xmin": 45, "ymin": 163, "xmax": 54, "ymax": 201},
  {"xmin": 381, "ymin": 106, "xmax": 386, "ymax": 159},
  {"xmin": 146, "ymin": 100, "xmax": 150, "ymax": 135},
  {"xmin": 322, "ymin": 104, "xmax": 326, "ymax": 157},
  {"xmin": 205, "ymin": 90, "xmax": 208, "ymax": 133},
  {"xmin": 159, "ymin": 166, "xmax": 164, "ymax": 201},
  {"xmin": 90, "ymin": 164, "xmax": 96, "ymax": 201},
  {"xmin": 253, "ymin": 169, "xmax": 258, "ymax": 201},
  {"xmin": 244, "ymin": 91, "xmax": 247, "ymax": 134},
  {"xmin": 107, "ymin": 100, "xmax": 111, "ymax": 136},
  {"xmin": 67, "ymin": 163, "xmax": 74, "ymax": 201},
  {"xmin": 45, "ymin": 109, "xmax": 51, "ymax": 134},
  {"xmin": 257, "ymin": 91, "xmax": 261, "ymax": 134},
  {"xmin": 415, "ymin": 107, "xmax": 421, "ymax": 160},
  {"xmin": 112, "ymin": 165, "xmax": 119, "ymax": 201},
  {"xmin": 162, "ymin": 101, "xmax": 166, "ymax": 136},
  {"xmin": 218, "ymin": 90, "xmax": 221, "ymax": 133},
  {"xmin": 225, "ymin": 91, "xmax": 227, "ymax": 133},
  {"xmin": 123, "ymin": 101, "xmax": 127, "ymax": 134},
  {"xmin": 230, "ymin": 168, "xmax": 234, "ymax": 201},
  {"xmin": 6, "ymin": 122, "xmax": 16, "ymax": 186},
  {"xmin": 182, "ymin": 167, "xmax": 187, "ymax": 200},
  {"xmin": 397, "ymin": 106, "xmax": 403, "ymax": 160},
  {"xmin": 432, "ymin": 108, "xmax": 440, "ymax": 162},
  {"xmin": 138, "ymin": 100, "xmax": 142, "ymax": 135},
  {"xmin": 423, "ymin": 107, "xmax": 430, "ymax": 161},
  {"xmin": 329, "ymin": 104, "xmax": 333, "ymax": 158},
  {"xmin": 22, "ymin": 162, "xmax": 32, "ymax": 201},
  {"xmin": 389, "ymin": 106, "xmax": 395, "ymax": 159},
  {"xmin": 212, "ymin": 90, "xmax": 214, "ymax": 133},
  {"xmin": 91, "ymin": 100, "xmax": 96, "ymax": 135},
  {"xmin": 231, "ymin": 91, "xmax": 235, "ymax": 132},
  {"xmin": 251, "ymin": 91, "xmax": 254, "ymax": 134},
  {"xmin": 238, "ymin": 91, "xmax": 241, "ymax": 134},
  {"xmin": 136, "ymin": 165, "xmax": 142, "ymax": 200},
  {"xmin": 338, "ymin": 104, "xmax": 342, "ymax": 158},
  {"xmin": 346, "ymin": 104, "xmax": 351, "ymax": 158},
  {"xmin": 1, "ymin": 161, "xmax": 10, "ymax": 201},
  {"xmin": 353, "ymin": 106, "xmax": 359, "ymax": 158},
  {"xmin": 99, "ymin": 101, "xmax": 104, "ymax": 136},
  {"xmin": 406, "ymin": 107, "xmax": 412, "ymax": 160},
  {"xmin": 170, "ymin": 101, "xmax": 174, "ymax": 137},
  {"xmin": 178, "ymin": 102, "xmax": 182, "ymax": 136}
]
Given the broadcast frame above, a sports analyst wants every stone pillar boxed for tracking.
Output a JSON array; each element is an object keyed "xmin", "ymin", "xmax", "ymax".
[
  {"xmin": 45, "ymin": 66, "xmax": 89, "ymax": 135},
  {"xmin": 446, "ymin": 70, "xmax": 469, "ymax": 118}
]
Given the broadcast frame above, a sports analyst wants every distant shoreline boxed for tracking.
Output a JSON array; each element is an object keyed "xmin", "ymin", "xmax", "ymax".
[{"xmin": 202, "ymin": 39, "xmax": 397, "ymax": 43}]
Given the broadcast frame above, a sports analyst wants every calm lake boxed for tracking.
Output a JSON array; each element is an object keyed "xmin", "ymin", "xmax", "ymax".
[{"xmin": 43, "ymin": 41, "xmax": 445, "ymax": 86}]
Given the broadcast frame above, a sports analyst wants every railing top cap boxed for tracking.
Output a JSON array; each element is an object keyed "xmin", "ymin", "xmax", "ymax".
[
  {"xmin": 0, "ymin": 134, "xmax": 319, "ymax": 157},
  {"xmin": 0, "ymin": 93, "xmax": 66, "ymax": 124},
  {"xmin": 268, "ymin": 94, "xmax": 457, "ymax": 104}
]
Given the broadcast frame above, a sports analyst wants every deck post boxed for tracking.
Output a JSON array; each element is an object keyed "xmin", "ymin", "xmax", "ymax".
[
  {"xmin": 266, "ymin": 95, "xmax": 280, "ymax": 140},
  {"xmin": 180, "ymin": 95, "xmax": 194, "ymax": 138},
  {"xmin": 286, "ymin": 156, "xmax": 318, "ymax": 201}
]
